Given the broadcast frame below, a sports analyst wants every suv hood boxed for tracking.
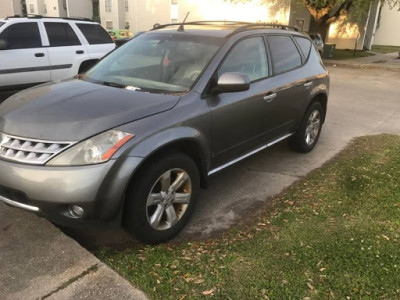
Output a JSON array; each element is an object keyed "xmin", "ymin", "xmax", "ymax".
[{"xmin": 0, "ymin": 80, "xmax": 181, "ymax": 141}]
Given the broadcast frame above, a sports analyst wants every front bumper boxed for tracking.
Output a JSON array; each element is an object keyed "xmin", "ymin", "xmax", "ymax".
[{"xmin": 0, "ymin": 156, "xmax": 143, "ymax": 227}]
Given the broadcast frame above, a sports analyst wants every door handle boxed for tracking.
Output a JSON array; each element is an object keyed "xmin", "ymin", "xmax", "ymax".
[
  {"xmin": 76, "ymin": 50, "xmax": 84, "ymax": 54},
  {"xmin": 263, "ymin": 93, "xmax": 277, "ymax": 102},
  {"xmin": 304, "ymin": 81, "xmax": 313, "ymax": 88},
  {"xmin": 35, "ymin": 53, "xmax": 45, "ymax": 57}
]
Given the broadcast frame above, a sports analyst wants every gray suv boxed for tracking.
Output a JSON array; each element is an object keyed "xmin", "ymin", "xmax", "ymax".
[{"xmin": 0, "ymin": 21, "xmax": 329, "ymax": 244}]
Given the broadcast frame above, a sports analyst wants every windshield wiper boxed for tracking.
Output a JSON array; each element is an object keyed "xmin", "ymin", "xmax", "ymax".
[{"xmin": 102, "ymin": 81, "xmax": 126, "ymax": 88}]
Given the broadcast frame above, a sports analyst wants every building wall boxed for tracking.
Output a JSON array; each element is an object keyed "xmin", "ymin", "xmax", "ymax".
[
  {"xmin": 288, "ymin": 1, "xmax": 311, "ymax": 32},
  {"xmin": 100, "ymin": 0, "xmax": 120, "ymax": 29},
  {"xmin": 26, "ymin": 0, "xmax": 45, "ymax": 15},
  {"xmin": 374, "ymin": 4, "xmax": 400, "ymax": 46},
  {"xmin": 67, "ymin": 0, "xmax": 93, "ymax": 19},
  {"xmin": 44, "ymin": 0, "xmax": 67, "ymax": 17},
  {"xmin": 0, "ymin": 1, "xmax": 14, "ymax": 18},
  {"xmin": 363, "ymin": 2, "xmax": 380, "ymax": 49}
]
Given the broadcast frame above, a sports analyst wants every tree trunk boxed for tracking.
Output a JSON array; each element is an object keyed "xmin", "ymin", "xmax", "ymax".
[{"xmin": 309, "ymin": 18, "xmax": 331, "ymax": 43}]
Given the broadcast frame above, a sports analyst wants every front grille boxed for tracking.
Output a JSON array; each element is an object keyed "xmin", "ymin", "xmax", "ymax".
[{"xmin": 0, "ymin": 132, "xmax": 74, "ymax": 165}]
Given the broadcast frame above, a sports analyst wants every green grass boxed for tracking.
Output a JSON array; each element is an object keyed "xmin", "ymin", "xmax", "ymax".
[
  {"xmin": 331, "ymin": 49, "xmax": 374, "ymax": 60},
  {"xmin": 97, "ymin": 135, "xmax": 400, "ymax": 299},
  {"xmin": 371, "ymin": 45, "xmax": 400, "ymax": 54}
]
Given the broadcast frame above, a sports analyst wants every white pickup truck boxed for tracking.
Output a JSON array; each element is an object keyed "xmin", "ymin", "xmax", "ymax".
[{"xmin": 0, "ymin": 16, "xmax": 115, "ymax": 96}]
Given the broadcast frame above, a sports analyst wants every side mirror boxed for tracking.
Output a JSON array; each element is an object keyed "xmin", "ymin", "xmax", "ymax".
[
  {"xmin": 0, "ymin": 39, "xmax": 8, "ymax": 50},
  {"xmin": 216, "ymin": 72, "xmax": 250, "ymax": 94}
]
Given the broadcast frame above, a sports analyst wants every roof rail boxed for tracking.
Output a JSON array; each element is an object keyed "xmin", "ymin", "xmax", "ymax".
[
  {"xmin": 5, "ymin": 14, "xmax": 94, "ymax": 22},
  {"xmin": 230, "ymin": 23, "xmax": 298, "ymax": 36},
  {"xmin": 151, "ymin": 20, "xmax": 298, "ymax": 33}
]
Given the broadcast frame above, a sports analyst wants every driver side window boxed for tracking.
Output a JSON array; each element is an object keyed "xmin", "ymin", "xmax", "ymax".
[{"xmin": 219, "ymin": 37, "xmax": 269, "ymax": 82}]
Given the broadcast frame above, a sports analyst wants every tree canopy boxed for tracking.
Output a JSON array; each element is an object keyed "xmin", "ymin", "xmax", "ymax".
[{"xmin": 228, "ymin": 0, "xmax": 399, "ymax": 39}]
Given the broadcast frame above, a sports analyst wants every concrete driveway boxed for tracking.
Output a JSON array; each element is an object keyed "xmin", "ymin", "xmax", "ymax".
[{"xmin": 62, "ymin": 66, "xmax": 400, "ymax": 247}]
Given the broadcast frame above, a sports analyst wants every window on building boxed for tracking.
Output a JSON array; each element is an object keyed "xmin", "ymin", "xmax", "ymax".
[
  {"xmin": 219, "ymin": 37, "xmax": 269, "ymax": 82},
  {"xmin": 105, "ymin": 0, "xmax": 112, "ymax": 12},
  {"xmin": 0, "ymin": 22, "xmax": 42, "ymax": 49},
  {"xmin": 44, "ymin": 22, "xmax": 81, "ymax": 47},
  {"xmin": 267, "ymin": 35, "xmax": 302, "ymax": 74},
  {"xmin": 171, "ymin": 18, "xmax": 178, "ymax": 23},
  {"xmin": 76, "ymin": 23, "xmax": 114, "ymax": 44},
  {"xmin": 125, "ymin": 0, "xmax": 129, "ymax": 12},
  {"xmin": 294, "ymin": 36, "xmax": 312, "ymax": 59},
  {"xmin": 44, "ymin": 4, "xmax": 47, "ymax": 14},
  {"xmin": 125, "ymin": 21, "xmax": 130, "ymax": 30},
  {"xmin": 105, "ymin": 21, "xmax": 113, "ymax": 30},
  {"xmin": 171, "ymin": 0, "xmax": 178, "ymax": 4},
  {"xmin": 29, "ymin": 4, "xmax": 35, "ymax": 13}
]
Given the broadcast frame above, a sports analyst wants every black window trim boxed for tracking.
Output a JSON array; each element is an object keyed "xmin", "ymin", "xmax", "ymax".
[
  {"xmin": 264, "ymin": 33, "xmax": 305, "ymax": 77},
  {"xmin": 202, "ymin": 34, "xmax": 272, "ymax": 98},
  {"xmin": 0, "ymin": 21, "xmax": 43, "ymax": 49},
  {"xmin": 75, "ymin": 22, "xmax": 114, "ymax": 45},
  {"xmin": 292, "ymin": 35, "xmax": 313, "ymax": 64},
  {"xmin": 217, "ymin": 34, "xmax": 272, "ymax": 84},
  {"xmin": 43, "ymin": 21, "xmax": 82, "ymax": 47}
]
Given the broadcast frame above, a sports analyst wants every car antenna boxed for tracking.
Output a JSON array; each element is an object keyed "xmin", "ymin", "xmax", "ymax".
[{"xmin": 177, "ymin": 12, "xmax": 190, "ymax": 32}]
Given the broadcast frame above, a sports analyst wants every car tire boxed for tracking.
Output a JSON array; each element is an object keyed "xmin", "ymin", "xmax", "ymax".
[
  {"xmin": 123, "ymin": 152, "xmax": 200, "ymax": 244},
  {"xmin": 289, "ymin": 101, "xmax": 323, "ymax": 153}
]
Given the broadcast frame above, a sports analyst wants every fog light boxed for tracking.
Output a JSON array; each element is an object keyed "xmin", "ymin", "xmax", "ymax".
[{"xmin": 69, "ymin": 205, "xmax": 84, "ymax": 218}]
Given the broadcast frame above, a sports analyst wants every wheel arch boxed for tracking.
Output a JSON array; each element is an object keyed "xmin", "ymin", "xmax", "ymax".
[{"xmin": 78, "ymin": 59, "xmax": 99, "ymax": 74}]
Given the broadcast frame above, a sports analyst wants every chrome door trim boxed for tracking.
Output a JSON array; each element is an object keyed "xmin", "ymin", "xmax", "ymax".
[{"xmin": 208, "ymin": 133, "xmax": 293, "ymax": 176}]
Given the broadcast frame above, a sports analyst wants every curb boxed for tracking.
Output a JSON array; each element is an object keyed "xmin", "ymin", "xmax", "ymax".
[{"xmin": 323, "ymin": 61, "xmax": 400, "ymax": 71}]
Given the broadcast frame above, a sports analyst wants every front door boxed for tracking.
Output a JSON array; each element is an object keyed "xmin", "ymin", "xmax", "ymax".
[
  {"xmin": 0, "ymin": 22, "xmax": 50, "ymax": 89},
  {"xmin": 206, "ymin": 36, "xmax": 275, "ymax": 168},
  {"xmin": 43, "ymin": 21, "xmax": 86, "ymax": 81}
]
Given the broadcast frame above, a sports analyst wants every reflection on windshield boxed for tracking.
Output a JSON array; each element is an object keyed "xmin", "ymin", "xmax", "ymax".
[{"xmin": 84, "ymin": 33, "xmax": 224, "ymax": 94}]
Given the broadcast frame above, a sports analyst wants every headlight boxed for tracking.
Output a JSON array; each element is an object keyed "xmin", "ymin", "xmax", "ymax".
[{"xmin": 47, "ymin": 130, "xmax": 134, "ymax": 166}]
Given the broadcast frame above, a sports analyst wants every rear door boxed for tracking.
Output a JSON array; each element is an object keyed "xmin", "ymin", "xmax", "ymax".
[
  {"xmin": 43, "ymin": 21, "xmax": 87, "ymax": 81},
  {"xmin": 0, "ymin": 21, "xmax": 50, "ymax": 89},
  {"xmin": 263, "ymin": 34, "xmax": 311, "ymax": 137},
  {"xmin": 74, "ymin": 23, "xmax": 115, "ymax": 60},
  {"xmin": 207, "ymin": 36, "xmax": 275, "ymax": 168}
]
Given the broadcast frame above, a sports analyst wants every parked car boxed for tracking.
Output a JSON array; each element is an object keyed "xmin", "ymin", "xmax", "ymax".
[
  {"xmin": 308, "ymin": 33, "xmax": 324, "ymax": 55},
  {"xmin": 0, "ymin": 16, "xmax": 115, "ymax": 97},
  {"xmin": 114, "ymin": 31, "xmax": 145, "ymax": 47},
  {"xmin": 0, "ymin": 21, "xmax": 329, "ymax": 244},
  {"xmin": 107, "ymin": 29, "xmax": 134, "ymax": 41}
]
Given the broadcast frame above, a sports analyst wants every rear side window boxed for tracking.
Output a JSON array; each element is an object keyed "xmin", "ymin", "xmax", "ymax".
[
  {"xmin": 0, "ymin": 22, "xmax": 5, "ymax": 28},
  {"xmin": 267, "ymin": 35, "xmax": 302, "ymax": 75},
  {"xmin": 0, "ymin": 22, "xmax": 42, "ymax": 49},
  {"xmin": 294, "ymin": 36, "xmax": 312, "ymax": 58},
  {"xmin": 219, "ymin": 37, "xmax": 269, "ymax": 82},
  {"xmin": 44, "ymin": 22, "xmax": 81, "ymax": 47},
  {"xmin": 76, "ymin": 23, "xmax": 113, "ymax": 44}
]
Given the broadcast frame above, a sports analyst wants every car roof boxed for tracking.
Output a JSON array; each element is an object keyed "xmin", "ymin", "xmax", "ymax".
[{"xmin": 149, "ymin": 21, "xmax": 301, "ymax": 38}]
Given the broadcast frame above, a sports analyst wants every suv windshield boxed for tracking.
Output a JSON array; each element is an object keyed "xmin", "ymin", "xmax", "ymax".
[{"xmin": 84, "ymin": 33, "xmax": 224, "ymax": 93}]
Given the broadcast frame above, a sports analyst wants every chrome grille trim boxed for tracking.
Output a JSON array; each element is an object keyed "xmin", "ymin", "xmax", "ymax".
[{"xmin": 0, "ymin": 132, "xmax": 76, "ymax": 165}]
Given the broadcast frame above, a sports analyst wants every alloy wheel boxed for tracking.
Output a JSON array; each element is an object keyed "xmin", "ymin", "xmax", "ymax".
[
  {"xmin": 146, "ymin": 168, "xmax": 192, "ymax": 231},
  {"xmin": 305, "ymin": 110, "xmax": 321, "ymax": 146}
]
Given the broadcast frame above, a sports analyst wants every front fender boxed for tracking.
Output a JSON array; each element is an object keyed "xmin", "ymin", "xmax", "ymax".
[{"xmin": 122, "ymin": 126, "xmax": 211, "ymax": 165}]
